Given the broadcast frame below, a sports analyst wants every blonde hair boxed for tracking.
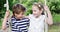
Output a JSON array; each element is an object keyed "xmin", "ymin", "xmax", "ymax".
[{"xmin": 33, "ymin": 2, "xmax": 45, "ymax": 15}]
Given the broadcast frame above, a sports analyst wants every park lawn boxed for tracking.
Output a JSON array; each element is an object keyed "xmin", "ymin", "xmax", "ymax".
[
  {"xmin": 53, "ymin": 14, "xmax": 60, "ymax": 22},
  {"xmin": 48, "ymin": 25, "xmax": 60, "ymax": 32},
  {"xmin": 48, "ymin": 14, "xmax": 60, "ymax": 32}
]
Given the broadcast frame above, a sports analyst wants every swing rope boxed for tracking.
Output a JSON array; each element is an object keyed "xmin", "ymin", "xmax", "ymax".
[
  {"xmin": 4, "ymin": 0, "xmax": 12, "ymax": 32},
  {"xmin": 44, "ymin": 0, "xmax": 48, "ymax": 32}
]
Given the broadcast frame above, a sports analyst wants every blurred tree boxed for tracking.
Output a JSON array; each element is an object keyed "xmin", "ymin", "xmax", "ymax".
[
  {"xmin": 47, "ymin": 0, "xmax": 60, "ymax": 14},
  {"xmin": 0, "ymin": 0, "xmax": 6, "ymax": 19},
  {"xmin": 0, "ymin": 0, "xmax": 60, "ymax": 19}
]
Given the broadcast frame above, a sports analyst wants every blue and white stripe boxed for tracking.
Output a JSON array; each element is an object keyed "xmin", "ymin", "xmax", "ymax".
[{"xmin": 6, "ymin": 17, "xmax": 30, "ymax": 32}]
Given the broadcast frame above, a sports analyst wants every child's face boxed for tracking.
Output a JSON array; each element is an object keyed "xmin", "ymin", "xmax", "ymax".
[
  {"xmin": 14, "ymin": 12, "xmax": 24, "ymax": 19},
  {"xmin": 32, "ymin": 5, "xmax": 43, "ymax": 17}
]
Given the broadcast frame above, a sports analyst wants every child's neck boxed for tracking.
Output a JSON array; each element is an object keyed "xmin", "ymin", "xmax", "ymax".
[
  {"xmin": 15, "ymin": 17, "xmax": 24, "ymax": 20},
  {"xmin": 34, "ymin": 14, "xmax": 41, "ymax": 18}
]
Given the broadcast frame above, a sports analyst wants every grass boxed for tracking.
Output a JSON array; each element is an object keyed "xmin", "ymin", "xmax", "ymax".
[
  {"xmin": 53, "ymin": 14, "xmax": 60, "ymax": 22},
  {"xmin": 48, "ymin": 14, "xmax": 60, "ymax": 32},
  {"xmin": 48, "ymin": 25, "xmax": 60, "ymax": 32}
]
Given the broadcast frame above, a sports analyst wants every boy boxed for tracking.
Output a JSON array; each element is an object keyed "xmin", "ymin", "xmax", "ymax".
[{"xmin": 2, "ymin": 4, "xmax": 30, "ymax": 32}]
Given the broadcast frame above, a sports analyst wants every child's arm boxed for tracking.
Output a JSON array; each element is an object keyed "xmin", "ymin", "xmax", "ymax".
[
  {"xmin": 44, "ymin": 5, "xmax": 53, "ymax": 25},
  {"xmin": 2, "ymin": 11, "xmax": 10, "ymax": 30}
]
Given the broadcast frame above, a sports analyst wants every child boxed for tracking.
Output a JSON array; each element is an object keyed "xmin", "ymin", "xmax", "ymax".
[
  {"xmin": 2, "ymin": 4, "xmax": 30, "ymax": 32},
  {"xmin": 28, "ymin": 2, "xmax": 53, "ymax": 32}
]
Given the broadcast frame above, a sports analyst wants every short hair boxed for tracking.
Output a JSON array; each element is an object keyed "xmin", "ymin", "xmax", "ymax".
[{"xmin": 12, "ymin": 4, "xmax": 26, "ymax": 14}]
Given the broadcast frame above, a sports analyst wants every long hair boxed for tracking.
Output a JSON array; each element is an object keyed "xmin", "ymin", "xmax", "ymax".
[{"xmin": 33, "ymin": 2, "xmax": 45, "ymax": 15}]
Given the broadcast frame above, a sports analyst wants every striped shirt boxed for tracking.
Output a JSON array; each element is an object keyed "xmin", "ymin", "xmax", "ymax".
[{"xmin": 6, "ymin": 16, "xmax": 30, "ymax": 32}]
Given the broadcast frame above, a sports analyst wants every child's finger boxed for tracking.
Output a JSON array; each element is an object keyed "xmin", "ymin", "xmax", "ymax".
[
  {"xmin": 44, "ymin": 5, "xmax": 49, "ymax": 11},
  {"xmin": 5, "ymin": 10, "xmax": 10, "ymax": 18}
]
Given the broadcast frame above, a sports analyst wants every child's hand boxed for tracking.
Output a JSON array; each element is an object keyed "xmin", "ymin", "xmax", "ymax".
[
  {"xmin": 44, "ymin": 5, "xmax": 49, "ymax": 12},
  {"xmin": 5, "ymin": 10, "xmax": 10, "ymax": 18}
]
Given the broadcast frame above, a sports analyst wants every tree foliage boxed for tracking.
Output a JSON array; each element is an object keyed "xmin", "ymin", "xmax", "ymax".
[{"xmin": 0, "ymin": 0, "xmax": 60, "ymax": 18}]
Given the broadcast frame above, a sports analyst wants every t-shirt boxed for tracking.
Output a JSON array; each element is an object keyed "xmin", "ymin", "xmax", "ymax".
[
  {"xmin": 28, "ymin": 14, "xmax": 46, "ymax": 32},
  {"xmin": 6, "ymin": 16, "xmax": 30, "ymax": 32}
]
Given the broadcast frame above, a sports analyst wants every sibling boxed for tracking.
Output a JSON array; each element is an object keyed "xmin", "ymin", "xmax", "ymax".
[
  {"xmin": 28, "ymin": 2, "xmax": 53, "ymax": 32},
  {"xmin": 2, "ymin": 4, "xmax": 30, "ymax": 32}
]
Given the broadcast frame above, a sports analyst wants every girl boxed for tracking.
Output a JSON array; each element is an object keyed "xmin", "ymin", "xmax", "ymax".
[{"xmin": 28, "ymin": 2, "xmax": 53, "ymax": 32}]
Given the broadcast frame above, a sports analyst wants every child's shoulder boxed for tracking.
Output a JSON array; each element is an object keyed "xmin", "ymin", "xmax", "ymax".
[
  {"xmin": 41, "ymin": 15, "xmax": 47, "ymax": 20},
  {"xmin": 11, "ymin": 16, "xmax": 30, "ymax": 21},
  {"xmin": 42, "ymin": 15, "xmax": 46, "ymax": 17},
  {"xmin": 20, "ymin": 17, "xmax": 30, "ymax": 22},
  {"xmin": 28, "ymin": 14, "xmax": 34, "ymax": 17},
  {"xmin": 23, "ymin": 17, "xmax": 30, "ymax": 20},
  {"xmin": 41, "ymin": 15, "xmax": 46, "ymax": 18},
  {"xmin": 8, "ymin": 16, "xmax": 16, "ymax": 21}
]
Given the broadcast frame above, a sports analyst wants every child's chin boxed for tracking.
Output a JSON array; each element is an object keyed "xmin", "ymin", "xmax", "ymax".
[
  {"xmin": 19, "ymin": 17, "xmax": 23, "ymax": 18},
  {"xmin": 34, "ymin": 15, "xmax": 38, "ymax": 17},
  {"xmin": 16, "ymin": 17, "xmax": 22, "ymax": 19}
]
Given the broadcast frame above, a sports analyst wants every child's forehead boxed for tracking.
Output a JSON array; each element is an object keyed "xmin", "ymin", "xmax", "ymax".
[
  {"xmin": 32, "ymin": 5, "xmax": 38, "ymax": 8},
  {"xmin": 15, "ymin": 11, "xmax": 25, "ymax": 14},
  {"xmin": 32, "ymin": 6, "xmax": 40, "ymax": 10}
]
